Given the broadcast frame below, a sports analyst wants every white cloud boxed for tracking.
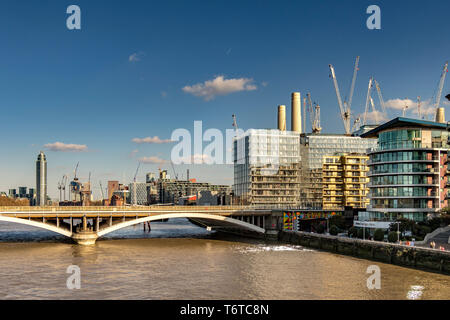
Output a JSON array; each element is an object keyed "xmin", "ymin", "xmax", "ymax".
[
  {"xmin": 129, "ymin": 52, "xmax": 145, "ymax": 62},
  {"xmin": 385, "ymin": 98, "xmax": 443, "ymax": 118},
  {"xmin": 44, "ymin": 142, "xmax": 88, "ymax": 152},
  {"xmin": 182, "ymin": 75, "xmax": 257, "ymax": 101},
  {"xmin": 132, "ymin": 136, "xmax": 173, "ymax": 144},
  {"xmin": 138, "ymin": 156, "xmax": 168, "ymax": 164},
  {"xmin": 364, "ymin": 110, "xmax": 389, "ymax": 124}
]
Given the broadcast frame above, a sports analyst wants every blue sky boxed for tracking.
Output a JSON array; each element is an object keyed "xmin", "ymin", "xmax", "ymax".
[{"xmin": 0, "ymin": 0, "xmax": 449, "ymax": 199}]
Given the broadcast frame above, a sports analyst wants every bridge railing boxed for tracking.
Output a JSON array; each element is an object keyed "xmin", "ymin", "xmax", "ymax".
[{"xmin": 0, "ymin": 205, "xmax": 261, "ymax": 213}]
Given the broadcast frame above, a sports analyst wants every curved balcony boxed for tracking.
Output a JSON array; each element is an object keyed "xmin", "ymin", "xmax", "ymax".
[{"xmin": 368, "ymin": 159, "xmax": 439, "ymax": 166}]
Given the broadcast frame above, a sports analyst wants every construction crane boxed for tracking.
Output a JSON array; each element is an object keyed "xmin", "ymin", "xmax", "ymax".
[
  {"xmin": 402, "ymin": 99, "xmax": 409, "ymax": 117},
  {"xmin": 306, "ymin": 93, "xmax": 321, "ymax": 133},
  {"xmin": 369, "ymin": 97, "xmax": 379, "ymax": 124},
  {"xmin": 57, "ymin": 175, "xmax": 66, "ymax": 202},
  {"xmin": 60, "ymin": 175, "xmax": 67, "ymax": 201},
  {"xmin": 99, "ymin": 181, "xmax": 105, "ymax": 200},
  {"xmin": 417, "ymin": 96, "xmax": 422, "ymax": 119},
  {"xmin": 232, "ymin": 114, "xmax": 239, "ymax": 137},
  {"xmin": 374, "ymin": 79, "xmax": 387, "ymax": 115},
  {"xmin": 434, "ymin": 61, "xmax": 449, "ymax": 112},
  {"xmin": 351, "ymin": 116, "xmax": 361, "ymax": 132},
  {"xmin": 346, "ymin": 56, "xmax": 360, "ymax": 113},
  {"xmin": 170, "ymin": 160, "xmax": 179, "ymax": 180},
  {"xmin": 329, "ymin": 56, "xmax": 360, "ymax": 134},
  {"xmin": 363, "ymin": 77, "xmax": 374, "ymax": 125}
]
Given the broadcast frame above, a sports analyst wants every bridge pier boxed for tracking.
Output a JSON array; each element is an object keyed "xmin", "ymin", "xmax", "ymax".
[{"xmin": 72, "ymin": 231, "xmax": 98, "ymax": 245}]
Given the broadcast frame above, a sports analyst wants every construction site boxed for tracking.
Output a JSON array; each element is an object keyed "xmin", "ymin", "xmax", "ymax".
[{"xmin": 232, "ymin": 57, "xmax": 449, "ymax": 210}]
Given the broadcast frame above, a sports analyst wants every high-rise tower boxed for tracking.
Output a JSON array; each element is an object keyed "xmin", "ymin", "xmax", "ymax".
[{"xmin": 36, "ymin": 151, "xmax": 47, "ymax": 206}]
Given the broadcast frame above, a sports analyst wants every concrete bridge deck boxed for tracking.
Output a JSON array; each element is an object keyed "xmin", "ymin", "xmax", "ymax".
[{"xmin": 0, "ymin": 206, "xmax": 275, "ymax": 245}]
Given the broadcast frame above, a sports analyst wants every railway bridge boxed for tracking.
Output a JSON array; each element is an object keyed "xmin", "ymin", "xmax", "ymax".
[{"xmin": 0, "ymin": 206, "xmax": 276, "ymax": 245}]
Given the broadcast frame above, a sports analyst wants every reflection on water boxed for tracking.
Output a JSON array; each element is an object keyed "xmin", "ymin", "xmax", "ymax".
[{"xmin": 0, "ymin": 219, "xmax": 449, "ymax": 300}]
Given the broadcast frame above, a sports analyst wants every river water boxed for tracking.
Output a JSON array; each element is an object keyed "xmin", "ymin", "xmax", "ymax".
[{"xmin": 0, "ymin": 219, "xmax": 449, "ymax": 300}]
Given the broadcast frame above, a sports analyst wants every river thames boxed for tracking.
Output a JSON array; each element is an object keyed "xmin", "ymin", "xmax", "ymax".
[{"xmin": 0, "ymin": 219, "xmax": 448, "ymax": 300}]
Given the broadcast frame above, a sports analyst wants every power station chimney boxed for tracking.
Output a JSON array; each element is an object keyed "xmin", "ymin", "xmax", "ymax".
[
  {"xmin": 278, "ymin": 105, "xmax": 286, "ymax": 131},
  {"xmin": 435, "ymin": 107, "xmax": 445, "ymax": 123},
  {"xmin": 291, "ymin": 92, "xmax": 302, "ymax": 132}
]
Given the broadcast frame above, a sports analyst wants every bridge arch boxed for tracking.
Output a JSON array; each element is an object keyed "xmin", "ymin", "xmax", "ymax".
[
  {"xmin": 0, "ymin": 216, "xmax": 72, "ymax": 237},
  {"xmin": 97, "ymin": 213, "xmax": 265, "ymax": 237}
]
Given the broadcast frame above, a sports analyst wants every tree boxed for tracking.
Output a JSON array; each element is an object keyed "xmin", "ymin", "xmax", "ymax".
[
  {"xmin": 373, "ymin": 229, "xmax": 385, "ymax": 241},
  {"xmin": 388, "ymin": 231, "xmax": 398, "ymax": 243},
  {"xmin": 329, "ymin": 225, "xmax": 339, "ymax": 236},
  {"xmin": 348, "ymin": 226, "xmax": 357, "ymax": 238},
  {"xmin": 0, "ymin": 197, "xmax": 30, "ymax": 206},
  {"xmin": 316, "ymin": 223, "xmax": 325, "ymax": 234},
  {"xmin": 329, "ymin": 215, "xmax": 346, "ymax": 230}
]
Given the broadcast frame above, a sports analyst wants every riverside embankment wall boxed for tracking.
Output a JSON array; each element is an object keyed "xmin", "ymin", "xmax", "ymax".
[{"xmin": 279, "ymin": 230, "xmax": 450, "ymax": 275}]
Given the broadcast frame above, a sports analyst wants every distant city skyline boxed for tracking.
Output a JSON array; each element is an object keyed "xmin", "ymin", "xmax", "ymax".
[{"xmin": 0, "ymin": 0, "xmax": 449, "ymax": 199}]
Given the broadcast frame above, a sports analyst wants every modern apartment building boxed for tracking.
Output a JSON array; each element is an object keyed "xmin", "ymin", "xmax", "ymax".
[
  {"xmin": 233, "ymin": 129, "xmax": 301, "ymax": 207},
  {"xmin": 129, "ymin": 182, "xmax": 150, "ymax": 205},
  {"xmin": 322, "ymin": 154, "xmax": 370, "ymax": 209},
  {"xmin": 359, "ymin": 117, "xmax": 449, "ymax": 228},
  {"xmin": 299, "ymin": 134, "xmax": 377, "ymax": 208}
]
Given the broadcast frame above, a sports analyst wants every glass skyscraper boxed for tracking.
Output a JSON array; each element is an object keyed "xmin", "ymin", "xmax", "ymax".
[{"xmin": 36, "ymin": 151, "xmax": 47, "ymax": 206}]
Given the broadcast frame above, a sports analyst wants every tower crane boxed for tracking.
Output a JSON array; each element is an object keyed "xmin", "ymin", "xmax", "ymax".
[
  {"xmin": 170, "ymin": 160, "xmax": 179, "ymax": 180},
  {"xmin": 73, "ymin": 162, "xmax": 79, "ymax": 180},
  {"xmin": 417, "ymin": 96, "xmax": 422, "ymax": 119},
  {"xmin": 363, "ymin": 77, "xmax": 374, "ymax": 125},
  {"xmin": 58, "ymin": 178, "xmax": 63, "ymax": 202},
  {"xmin": 99, "ymin": 181, "xmax": 105, "ymax": 200},
  {"xmin": 329, "ymin": 56, "xmax": 360, "ymax": 135},
  {"xmin": 351, "ymin": 116, "xmax": 361, "ymax": 132},
  {"xmin": 306, "ymin": 93, "xmax": 321, "ymax": 133},
  {"xmin": 434, "ymin": 61, "xmax": 448, "ymax": 112},
  {"xmin": 402, "ymin": 99, "xmax": 409, "ymax": 117},
  {"xmin": 374, "ymin": 79, "xmax": 387, "ymax": 115},
  {"xmin": 61, "ymin": 175, "xmax": 67, "ymax": 201},
  {"xmin": 346, "ymin": 56, "xmax": 360, "ymax": 113},
  {"xmin": 232, "ymin": 114, "xmax": 239, "ymax": 137},
  {"xmin": 369, "ymin": 97, "xmax": 379, "ymax": 124}
]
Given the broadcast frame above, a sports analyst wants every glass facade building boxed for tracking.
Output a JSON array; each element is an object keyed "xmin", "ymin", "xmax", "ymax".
[
  {"xmin": 360, "ymin": 118, "xmax": 449, "ymax": 227},
  {"xmin": 299, "ymin": 134, "xmax": 377, "ymax": 208},
  {"xmin": 233, "ymin": 129, "xmax": 301, "ymax": 207}
]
